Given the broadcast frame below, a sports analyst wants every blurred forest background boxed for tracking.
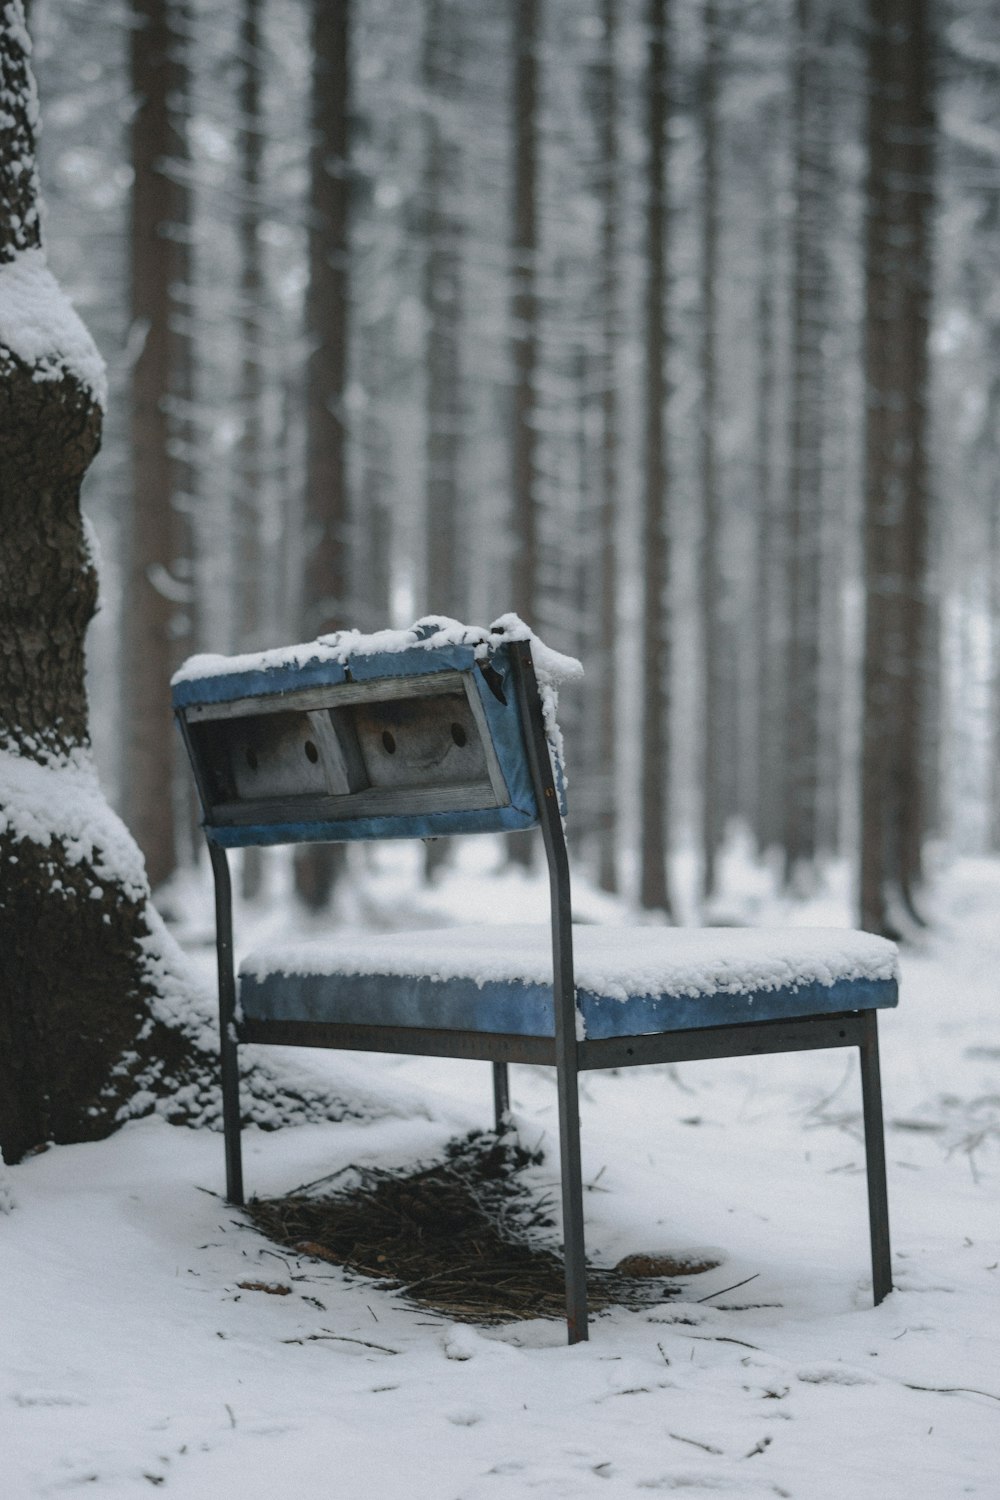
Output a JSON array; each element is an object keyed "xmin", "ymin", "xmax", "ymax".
[{"xmin": 27, "ymin": 0, "xmax": 999, "ymax": 934}]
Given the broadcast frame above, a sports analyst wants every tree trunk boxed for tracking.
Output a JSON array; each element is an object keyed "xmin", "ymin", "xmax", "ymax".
[
  {"xmin": 122, "ymin": 0, "xmax": 196, "ymax": 892},
  {"xmin": 859, "ymin": 0, "xmax": 935, "ymax": 935},
  {"xmin": 639, "ymin": 0, "xmax": 673, "ymax": 917},
  {"xmin": 296, "ymin": 0, "xmax": 352, "ymax": 908},
  {"xmin": 752, "ymin": 102, "xmax": 784, "ymax": 859},
  {"xmin": 421, "ymin": 0, "xmax": 466, "ymax": 882},
  {"xmin": 507, "ymin": 0, "xmax": 540, "ymax": 871},
  {"xmin": 236, "ymin": 0, "xmax": 266, "ymax": 902},
  {"xmin": 0, "ymin": 3, "xmax": 346, "ymax": 1166},
  {"xmin": 593, "ymin": 0, "xmax": 620, "ymax": 896},
  {"xmin": 783, "ymin": 0, "xmax": 830, "ymax": 888},
  {"xmin": 699, "ymin": 0, "xmax": 726, "ymax": 902},
  {"xmin": 0, "ymin": 5, "xmax": 204, "ymax": 1163}
]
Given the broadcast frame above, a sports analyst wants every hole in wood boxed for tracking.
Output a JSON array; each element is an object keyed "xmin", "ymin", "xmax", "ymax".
[
  {"xmin": 304, "ymin": 740, "xmax": 319, "ymax": 763},
  {"xmin": 382, "ymin": 730, "xmax": 397, "ymax": 754},
  {"xmin": 246, "ymin": 748, "xmax": 258, "ymax": 771},
  {"xmin": 450, "ymin": 722, "xmax": 467, "ymax": 748}
]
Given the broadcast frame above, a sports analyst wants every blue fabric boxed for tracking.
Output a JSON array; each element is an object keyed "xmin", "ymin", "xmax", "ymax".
[
  {"xmin": 239, "ymin": 968, "xmax": 897, "ymax": 1040},
  {"xmin": 174, "ymin": 640, "xmax": 543, "ymax": 843}
]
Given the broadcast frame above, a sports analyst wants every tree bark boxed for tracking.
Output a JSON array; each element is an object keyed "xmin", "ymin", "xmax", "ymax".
[
  {"xmin": 0, "ymin": 4, "xmax": 343, "ymax": 1165},
  {"xmin": 296, "ymin": 0, "xmax": 352, "ymax": 908},
  {"xmin": 639, "ymin": 0, "xmax": 673, "ymax": 917},
  {"xmin": 593, "ymin": 0, "xmax": 620, "ymax": 896},
  {"xmin": 507, "ymin": 0, "xmax": 541, "ymax": 871},
  {"xmin": 0, "ymin": 5, "xmax": 204, "ymax": 1162},
  {"xmin": 122, "ymin": 0, "xmax": 196, "ymax": 891},
  {"xmin": 860, "ymin": 0, "xmax": 935, "ymax": 935},
  {"xmin": 699, "ymin": 0, "xmax": 726, "ymax": 902},
  {"xmin": 783, "ymin": 0, "xmax": 830, "ymax": 888}
]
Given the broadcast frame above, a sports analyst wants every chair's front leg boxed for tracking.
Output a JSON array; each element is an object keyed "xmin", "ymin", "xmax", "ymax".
[
  {"xmin": 556, "ymin": 1056, "xmax": 588, "ymax": 1343},
  {"xmin": 859, "ymin": 1010, "xmax": 892, "ymax": 1304},
  {"xmin": 210, "ymin": 844, "xmax": 244, "ymax": 1207},
  {"xmin": 492, "ymin": 1062, "xmax": 510, "ymax": 1132}
]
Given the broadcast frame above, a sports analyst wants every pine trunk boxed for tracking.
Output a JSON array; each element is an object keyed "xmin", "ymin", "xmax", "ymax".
[
  {"xmin": 507, "ymin": 0, "xmax": 540, "ymax": 870},
  {"xmin": 296, "ymin": 0, "xmax": 352, "ymax": 908},
  {"xmin": 122, "ymin": 0, "xmax": 196, "ymax": 892},
  {"xmin": 699, "ymin": 0, "xmax": 725, "ymax": 901},
  {"xmin": 639, "ymin": 0, "xmax": 673, "ymax": 917},
  {"xmin": 860, "ymin": 0, "xmax": 935, "ymax": 934},
  {"xmin": 784, "ymin": 0, "xmax": 829, "ymax": 887},
  {"xmin": 594, "ymin": 0, "xmax": 620, "ymax": 895},
  {"xmin": 0, "ymin": 5, "xmax": 213, "ymax": 1164}
]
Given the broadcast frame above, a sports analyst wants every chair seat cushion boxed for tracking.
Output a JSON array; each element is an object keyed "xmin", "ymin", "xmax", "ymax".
[{"xmin": 239, "ymin": 924, "xmax": 898, "ymax": 1040}]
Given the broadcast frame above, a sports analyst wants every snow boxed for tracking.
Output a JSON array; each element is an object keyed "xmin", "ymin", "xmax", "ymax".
[
  {"xmin": 1, "ymin": 851, "xmax": 998, "ymax": 1498},
  {"xmin": 242, "ymin": 923, "xmax": 898, "ymax": 1003},
  {"xmin": 0, "ymin": 745, "xmax": 148, "ymax": 902},
  {"xmin": 0, "ymin": 246, "xmax": 107, "ymax": 403},
  {"xmin": 172, "ymin": 613, "xmax": 583, "ymax": 692}
]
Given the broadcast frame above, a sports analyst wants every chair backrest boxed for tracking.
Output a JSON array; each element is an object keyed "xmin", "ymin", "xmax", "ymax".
[{"xmin": 172, "ymin": 625, "xmax": 559, "ymax": 849}]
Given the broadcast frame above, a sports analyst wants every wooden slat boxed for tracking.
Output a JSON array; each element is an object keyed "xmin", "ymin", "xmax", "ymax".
[
  {"xmin": 185, "ymin": 668, "xmax": 470, "ymax": 722},
  {"xmin": 210, "ymin": 777, "xmax": 504, "ymax": 828}
]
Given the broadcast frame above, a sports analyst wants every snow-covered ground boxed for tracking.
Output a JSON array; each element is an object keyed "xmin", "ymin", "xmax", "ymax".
[{"xmin": 3, "ymin": 844, "xmax": 998, "ymax": 1498}]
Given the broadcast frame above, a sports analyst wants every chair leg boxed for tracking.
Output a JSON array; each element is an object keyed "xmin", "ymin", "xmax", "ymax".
[
  {"xmin": 221, "ymin": 1030, "xmax": 245, "ymax": 1207},
  {"xmin": 556, "ymin": 1061, "xmax": 589, "ymax": 1343},
  {"xmin": 210, "ymin": 844, "xmax": 244, "ymax": 1207},
  {"xmin": 492, "ymin": 1062, "xmax": 510, "ymax": 1133},
  {"xmin": 859, "ymin": 1011, "xmax": 892, "ymax": 1304}
]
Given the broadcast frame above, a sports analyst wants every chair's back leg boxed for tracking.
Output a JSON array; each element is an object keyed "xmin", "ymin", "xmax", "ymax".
[
  {"xmin": 859, "ymin": 1010, "xmax": 892, "ymax": 1304},
  {"xmin": 511, "ymin": 642, "xmax": 589, "ymax": 1343},
  {"xmin": 555, "ymin": 1050, "xmax": 588, "ymax": 1342},
  {"xmin": 492, "ymin": 1062, "xmax": 510, "ymax": 1132},
  {"xmin": 209, "ymin": 844, "xmax": 244, "ymax": 1207}
]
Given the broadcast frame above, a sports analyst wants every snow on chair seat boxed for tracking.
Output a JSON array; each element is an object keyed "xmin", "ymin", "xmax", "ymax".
[
  {"xmin": 174, "ymin": 614, "xmax": 898, "ymax": 1346},
  {"xmin": 240, "ymin": 924, "xmax": 898, "ymax": 1040}
]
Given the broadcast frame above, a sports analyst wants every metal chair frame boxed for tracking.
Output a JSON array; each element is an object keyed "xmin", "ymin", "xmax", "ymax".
[{"xmin": 182, "ymin": 640, "xmax": 892, "ymax": 1344}]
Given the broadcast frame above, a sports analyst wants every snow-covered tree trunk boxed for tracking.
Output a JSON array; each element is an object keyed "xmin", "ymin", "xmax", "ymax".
[{"xmin": 0, "ymin": 3, "xmax": 207, "ymax": 1163}]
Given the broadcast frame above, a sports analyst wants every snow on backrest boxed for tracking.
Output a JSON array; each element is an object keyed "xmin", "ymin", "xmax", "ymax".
[{"xmin": 171, "ymin": 618, "xmax": 578, "ymax": 849}]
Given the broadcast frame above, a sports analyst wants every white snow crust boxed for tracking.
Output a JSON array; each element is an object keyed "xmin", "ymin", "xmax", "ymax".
[
  {"xmin": 2, "ymin": 853, "xmax": 998, "ymax": 1500},
  {"xmin": 0, "ymin": 745, "xmax": 147, "ymax": 901},
  {"xmin": 0, "ymin": 246, "xmax": 107, "ymax": 403},
  {"xmin": 242, "ymin": 923, "xmax": 898, "ymax": 1001},
  {"xmin": 173, "ymin": 613, "xmax": 583, "ymax": 692}
]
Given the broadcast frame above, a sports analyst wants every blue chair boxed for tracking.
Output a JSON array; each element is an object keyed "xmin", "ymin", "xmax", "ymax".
[{"xmin": 173, "ymin": 621, "xmax": 896, "ymax": 1343}]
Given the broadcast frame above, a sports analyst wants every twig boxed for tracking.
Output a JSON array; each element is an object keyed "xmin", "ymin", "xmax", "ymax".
[
  {"xmin": 668, "ymin": 1433, "xmax": 723, "ymax": 1455},
  {"xmin": 282, "ymin": 1333, "xmax": 400, "ymax": 1355},
  {"xmin": 696, "ymin": 1273, "xmax": 760, "ymax": 1304},
  {"xmin": 689, "ymin": 1334, "xmax": 761, "ymax": 1351},
  {"xmin": 903, "ymin": 1382, "xmax": 1000, "ymax": 1403}
]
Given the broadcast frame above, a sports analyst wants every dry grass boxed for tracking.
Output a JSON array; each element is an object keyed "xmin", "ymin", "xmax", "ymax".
[{"xmin": 247, "ymin": 1131, "xmax": 680, "ymax": 1325}]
